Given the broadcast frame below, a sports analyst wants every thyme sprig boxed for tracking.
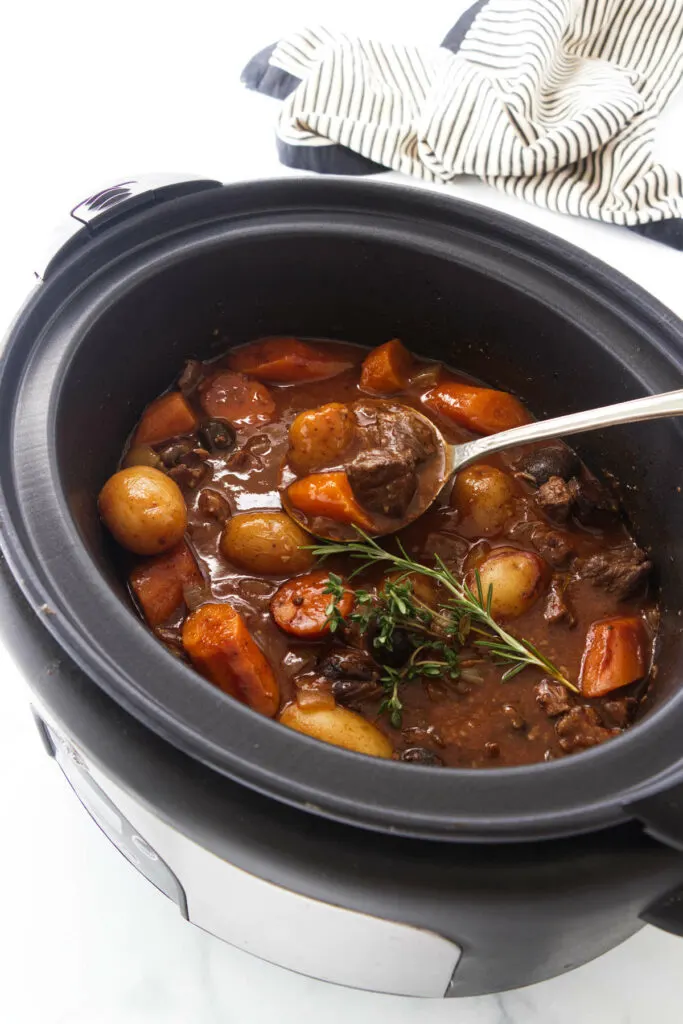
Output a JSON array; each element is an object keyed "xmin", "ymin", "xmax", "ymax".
[
  {"xmin": 312, "ymin": 530, "xmax": 576, "ymax": 728},
  {"xmin": 350, "ymin": 579, "xmax": 463, "ymax": 726},
  {"xmin": 321, "ymin": 572, "xmax": 348, "ymax": 634}
]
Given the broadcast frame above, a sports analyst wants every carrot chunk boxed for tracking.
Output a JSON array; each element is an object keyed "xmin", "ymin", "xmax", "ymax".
[
  {"xmin": 271, "ymin": 570, "xmax": 354, "ymax": 638},
  {"xmin": 199, "ymin": 371, "xmax": 275, "ymax": 426},
  {"xmin": 182, "ymin": 603, "xmax": 279, "ymax": 717},
  {"xmin": 133, "ymin": 392, "xmax": 198, "ymax": 446},
  {"xmin": 228, "ymin": 337, "xmax": 352, "ymax": 383},
  {"xmin": 360, "ymin": 339, "xmax": 413, "ymax": 394},
  {"xmin": 288, "ymin": 402, "xmax": 355, "ymax": 473},
  {"xmin": 423, "ymin": 381, "xmax": 530, "ymax": 435},
  {"xmin": 130, "ymin": 541, "xmax": 203, "ymax": 626},
  {"xmin": 579, "ymin": 616, "xmax": 648, "ymax": 698},
  {"xmin": 287, "ymin": 472, "xmax": 374, "ymax": 530}
]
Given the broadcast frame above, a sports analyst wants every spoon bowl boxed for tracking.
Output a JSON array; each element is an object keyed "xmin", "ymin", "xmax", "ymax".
[{"xmin": 281, "ymin": 401, "xmax": 447, "ymax": 541}]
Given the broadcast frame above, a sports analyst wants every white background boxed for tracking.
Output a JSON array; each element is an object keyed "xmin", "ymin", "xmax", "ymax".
[{"xmin": 2, "ymin": 2, "xmax": 683, "ymax": 1021}]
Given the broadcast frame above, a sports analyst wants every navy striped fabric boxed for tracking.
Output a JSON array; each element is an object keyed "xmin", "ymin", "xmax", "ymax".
[{"xmin": 242, "ymin": 1, "xmax": 683, "ymax": 249}]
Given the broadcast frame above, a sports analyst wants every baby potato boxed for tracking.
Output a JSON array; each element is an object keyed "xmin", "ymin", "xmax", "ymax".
[
  {"xmin": 471, "ymin": 547, "xmax": 547, "ymax": 619},
  {"xmin": 451, "ymin": 464, "xmax": 515, "ymax": 536},
  {"xmin": 220, "ymin": 511, "xmax": 314, "ymax": 575},
  {"xmin": 279, "ymin": 703, "xmax": 393, "ymax": 758},
  {"xmin": 288, "ymin": 402, "xmax": 355, "ymax": 474},
  {"xmin": 99, "ymin": 466, "xmax": 187, "ymax": 555}
]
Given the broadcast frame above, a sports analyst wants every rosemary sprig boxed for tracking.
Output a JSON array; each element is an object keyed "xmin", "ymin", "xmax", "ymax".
[{"xmin": 312, "ymin": 530, "xmax": 577, "ymax": 698}]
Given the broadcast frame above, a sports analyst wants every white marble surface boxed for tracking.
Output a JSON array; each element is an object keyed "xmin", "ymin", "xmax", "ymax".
[{"xmin": 2, "ymin": 1, "xmax": 683, "ymax": 1021}]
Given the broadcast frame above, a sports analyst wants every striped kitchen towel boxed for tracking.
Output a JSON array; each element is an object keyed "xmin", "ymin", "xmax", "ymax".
[{"xmin": 242, "ymin": 0, "xmax": 683, "ymax": 249}]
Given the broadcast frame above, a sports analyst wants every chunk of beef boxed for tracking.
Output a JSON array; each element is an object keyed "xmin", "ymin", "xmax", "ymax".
[
  {"xmin": 226, "ymin": 449, "xmax": 252, "ymax": 473},
  {"xmin": 353, "ymin": 402, "xmax": 437, "ymax": 464},
  {"xmin": 536, "ymin": 475, "xmax": 573, "ymax": 522},
  {"xmin": 347, "ymin": 449, "xmax": 418, "ymax": 517},
  {"xmin": 159, "ymin": 438, "xmax": 210, "ymax": 491},
  {"xmin": 555, "ymin": 706, "xmax": 619, "ymax": 753},
  {"xmin": 518, "ymin": 446, "xmax": 580, "ymax": 486},
  {"xmin": 533, "ymin": 467, "xmax": 619, "ymax": 527},
  {"xmin": 319, "ymin": 648, "xmax": 383, "ymax": 705},
  {"xmin": 581, "ymin": 545, "xmax": 651, "ymax": 600},
  {"xmin": 348, "ymin": 402, "xmax": 438, "ymax": 518},
  {"xmin": 320, "ymin": 648, "xmax": 380, "ymax": 682},
  {"xmin": 569, "ymin": 475, "xmax": 619, "ymax": 525},
  {"xmin": 168, "ymin": 459, "xmax": 208, "ymax": 490},
  {"xmin": 535, "ymin": 679, "xmax": 573, "ymax": 717},
  {"xmin": 331, "ymin": 679, "xmax": 384, "ymax": 705},
  {"xmin": 530, "ymin": 526, "xmax": 576, "ymax": 568},
  {"xmin": 601, "ymin": 697, "xmax": 638, "ymax": 728},
  {"xmin": 225, "ymin": 434, "xmax": 271, "ymax": 474},
  {"xmin": 397, "ymin": 410, "xmax": 438, "ymax": 463},
  {"xmin": 544, "ymin": 577, "xmax": 575, "ymax": 626}
]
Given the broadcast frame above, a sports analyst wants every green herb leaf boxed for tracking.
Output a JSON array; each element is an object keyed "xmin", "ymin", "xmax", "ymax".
[{"xmin": 314, "ymin": 529, "xmax": 578, "ymax": 696}]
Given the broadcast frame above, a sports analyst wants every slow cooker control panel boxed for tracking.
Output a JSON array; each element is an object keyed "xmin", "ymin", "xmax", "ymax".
[
  {"xmin": 31, "ymin": 711, "xmax": 462, "ymax": 998},
  {"xmin": 36, "ymin": 713, "xmax": 188, "ymax": 915}
]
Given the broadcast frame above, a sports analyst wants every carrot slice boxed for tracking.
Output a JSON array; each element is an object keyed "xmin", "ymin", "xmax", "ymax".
[
  {"xmin": 133, "ymin": 392, "xmax": 198, "ymax": 446},
  {"xmin": 228, "ymin": 337, "xmax": 352, "ymax": 383},
  {"xmin": 579, "ymin": 616, "xmax": 648, "ymax": 698},
  {"xmin": 288, "ymin": 402, "xmax": 355, "ymax": 473},
  {"xmin": 271, "ymin": 570, "xmax": 354, "ymax": 638},
  {"xmin": 199, "ymin": 371, "xmax": 275, "ymax": 426},
  {"xmin": 360, "ymin": 339, "xmax": 413, "ymax": 394},
  {"xmin": 182, "ymin": 603, "xmax": 279, "ymax": 717},
  {"xmin": 287, "ymin": 472, "xmax": 374, "ymax": 530},
  {"xmin": 130, "ymin": 541, "xmax": 203, "ymax": 626},
  {"xmin": 423, "ymin": 382, "xmax": 530, "ymax": 435}
]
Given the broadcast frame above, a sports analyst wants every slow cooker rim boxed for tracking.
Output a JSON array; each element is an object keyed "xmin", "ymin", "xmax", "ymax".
[{"xmin": 3, "ymin": 177, "xmax": 683, "ymax": 843}]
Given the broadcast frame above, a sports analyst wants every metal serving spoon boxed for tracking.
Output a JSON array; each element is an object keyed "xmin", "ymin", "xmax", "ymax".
[
  {"xmin": 289, "ymin": 388, "xmax": 683, "ymax": 540},
  {"xmin": 443, "ymin": 387, "xmax": 683, "ymax": 478}
]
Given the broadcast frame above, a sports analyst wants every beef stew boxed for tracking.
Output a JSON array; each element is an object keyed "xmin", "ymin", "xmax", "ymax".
[{"xmin": 98, "ymin": 337, "xmax": 657, "ymax": 768}]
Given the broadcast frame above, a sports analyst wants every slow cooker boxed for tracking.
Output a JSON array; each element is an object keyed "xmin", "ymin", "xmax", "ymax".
[{"xmin": 3, "ymin": 174, "xmax": 683, "ymax": 999}]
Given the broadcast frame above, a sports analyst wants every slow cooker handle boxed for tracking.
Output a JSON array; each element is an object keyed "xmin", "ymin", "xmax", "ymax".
[
  {"xmin": 632, "ymin": 788, "xmax": 683, "ymax": 854},
  {"xmin": 35, "ymin": 173, "xmax": 222, "ymax": 280},
  {"xmin": 632, "ymin": 788, "xmax": 683, "ymax": 937}
]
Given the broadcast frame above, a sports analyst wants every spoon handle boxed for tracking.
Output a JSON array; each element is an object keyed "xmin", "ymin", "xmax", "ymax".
[{"xmin": 450, "ymin": 388, "xmax": 683, "ymax": 472}]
